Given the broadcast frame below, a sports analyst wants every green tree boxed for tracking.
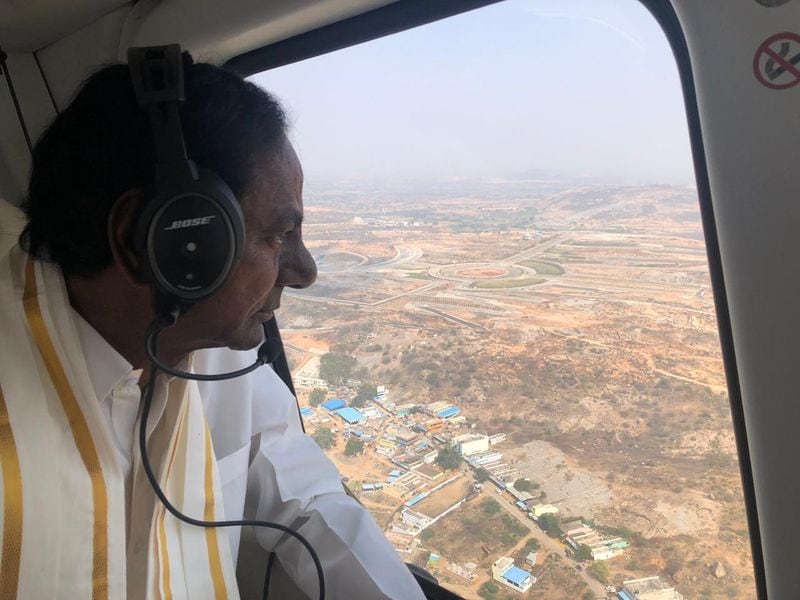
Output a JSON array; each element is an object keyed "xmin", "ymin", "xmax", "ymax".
[
  {"xmin": 538, "ymin": 513, "xmax": 562, "ymax": 537},
  {"xmin": 345, "ymin": 439, "xmax": 364, "ymax": 456},
  {"xmin": 351, "ymin": 382, "xmax": 377, "ymax": 408},
  {"xmin": 319, "ymin": 352, "xmax": 357, "ymax": 385},
  {"xmin": 309, "ymin": 388, "xmax": 326, "ymax": 407},
  {"xmin": 313, "ymin": 427, "xmax": 335, "ymax": 450},
  {"xmin": 475, "ymin": 468, "xmax": 491, "ymax": 483},
  {"xmin": 420, "ymin": 529, "xmax": 434, "ymax": 540},
  {"xmin": 478, "ymin": 581, "xmax": 498, "ymax": 598},
  {"xmin": 435, "ymin": 446, "xmax": 462, "ymax": 471},
  {"xmin": 588, "ymin": 561, "xmax": 609, "ymax": 583},
  {"xmin": 575, "ymin": 544, "xmax": 593, "ymax": 562},
  {"xmin": 514, "ymin": 478, "xmax": 536, "ymax": 492},
  {"xmin": 523, "ymin": 538, "xmax": 540, "ymax": 553},
  {"xmin": 481, "ymin": 499, "xmax": 501, "ymax": 515}
]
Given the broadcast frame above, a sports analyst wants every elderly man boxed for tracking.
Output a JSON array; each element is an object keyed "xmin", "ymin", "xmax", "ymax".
[{"xmin": 0, "ymin": 51, "xmax": 425, "ymax": 599}]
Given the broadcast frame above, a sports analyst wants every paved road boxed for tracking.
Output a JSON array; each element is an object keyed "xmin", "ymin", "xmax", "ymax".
[{"xmin": 489, "ymin": 490, "xmax": 608, "ymax": 599}]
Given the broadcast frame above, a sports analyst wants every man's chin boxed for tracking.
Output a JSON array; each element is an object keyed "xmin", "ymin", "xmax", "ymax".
[{"xmin": 224, "ymin": 321, "xmax": 268, "ymax": 352}]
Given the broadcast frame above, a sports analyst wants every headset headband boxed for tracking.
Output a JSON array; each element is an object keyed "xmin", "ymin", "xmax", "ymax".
[{"xmin": 127, "ymin": 45, "xmax": 197, "ymax": 187}]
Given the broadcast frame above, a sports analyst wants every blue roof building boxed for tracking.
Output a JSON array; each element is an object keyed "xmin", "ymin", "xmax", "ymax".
[
  {"xmin": 335, "ymin": 407, "xmax": 364, "ymax": 424},
  {"xmin": 321, "ymin": 398, "xmax": 346, "ymax": 411},
  {"xmin": 492, "ymin": 557, "xmax": 535, "ymax": 593},
  {"xmin": 437, "ymin": 406, "xmax": 461, "ymax": 419},
  {"xmin": 299, "ymin": 406, "xmax": 314, "ymax": 417},
  {"xmin": 503, "ymin": 566, "xmax": 532, "ymax": 588}
]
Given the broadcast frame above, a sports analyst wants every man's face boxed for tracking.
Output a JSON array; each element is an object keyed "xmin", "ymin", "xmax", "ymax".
[{"xmin": 182, "ymin": 136, "xmax": 316, "ymax": 350}]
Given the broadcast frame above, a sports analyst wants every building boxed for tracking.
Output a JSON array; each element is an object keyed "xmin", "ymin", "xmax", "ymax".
[
  {"xmin": 335, "ymin": 407, "xmax": 364, "ymax": 424},
  {"xmin": 401, "ymin": 509, "xmax": 431, "ymax": 531},
  {"xmin": 424, "ymin": 401, "xmax": 452, "ymax": 416},
  {"xmin": 526, "ymin": 552, "xmax": 538, "ymax": 566},
  {"xmin": 320, "ymin": 398, "xmax": 346, "ymax": 411},
  {"xmin": 468, "ymin": 451, "xmax": 503, "ymax": 466},
  {"xmin": 491, "ymin": 557, "xmax": 535, "ymax": 593},
  {"xmin": 488, "ymin": 433, "xmax": 507, "ymax": 445},
  {"xmin": 437, "ymin": 406, "xmax": 461, "ymax": 420},
  {"xmin": 620, "ymin": 576, "xmax": 685, "ymax": 600},
  {"xmin": 393, "ymin": 403, "xmax": 417, "ymax": 416},
  {"xmin": 299, "ymin": 406, "xmax": 315, "ymax": 418},
  {"xmin": 422, "ymin": 449, "xmax": 438, "ymax": 464},
  {"xmin": 425, "ymin": 419, "xmax": 445, "ymax": 434},
  {"xmin": 446, "ymin": 562, "xmax": 477, "ymax": 582},
  {"xmin": 453, "ymin": 433, "xmax": 490, "ymax": 456},
  {"xmin": 529, "ymin": 504, "xmax": 559, "ymax": 519},
  {"xmin": 295, "ymin": 376, "xmax": 327, "ymax": 388},
  {"xmin": 565, "ymin": 523, "xmax": 629, "ymax": 561}
]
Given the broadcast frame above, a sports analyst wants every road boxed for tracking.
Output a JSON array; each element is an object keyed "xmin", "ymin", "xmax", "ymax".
[{"xmin": 489, "ymin": 490, "xmax": 608, "ymax": 599}]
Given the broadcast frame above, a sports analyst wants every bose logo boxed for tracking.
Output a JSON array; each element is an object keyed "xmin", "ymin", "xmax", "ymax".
[{"xmin": 163, "ymin": 216, "xmax": 216, "ymax": 231}]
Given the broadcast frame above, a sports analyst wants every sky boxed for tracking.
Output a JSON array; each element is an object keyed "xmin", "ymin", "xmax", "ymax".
[{"xmin": 251, "ymin": 0, "xmax": 695, "ymax": 186}]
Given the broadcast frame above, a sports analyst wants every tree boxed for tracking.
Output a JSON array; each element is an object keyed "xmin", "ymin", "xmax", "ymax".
[
  {"xmin": 475, "ymin": 468, "xmax": 491, "ymax": 483},
  {"xmin": 523, "ymin": 538, "xmax": 540, "ymax": 553},
  {"xmin": 588, "ymin": 561, "xmax": 609, "ymax": 583},
  {"xmin": 313, "ymin": 427, "xmax": 335, "ymax": 450},
  {"xmin": 478, "ymin": 581, "xmax": 498, "ymax": 598},
  {"xmin": 435, "ymin": 446, "xmax": 462, "ymax": 471},
  {"xmin": 345, "ymin": 439, "xmax": 364, "ymax": 456},
  {"xmin": 319, "ymin": 352, "xmax": 357, "ymax": 385},
  {"xmin": 351, "ymin": 382, "xmax": 377, "ymax": 408},
  {"xmin": 514, "ymin": 478, "xmax": 536, "ymax": 492},
  {"xmin": 538, "ymin": 513, "xmax": 562, "ymax": 537},
  {"xmin": 575, "ymin": 544, "xmax": 593, "ymax": 562},
  {"xmin": 481, "ymin": 499, "xmax": 501, "ymax": 515},
  {"xmin": 309, "ymin": 388, "xmax": 326, "ymax": 407},
  {"xmin": 420, "ymin": 529, "xmax": 434, "ymax": 540}
]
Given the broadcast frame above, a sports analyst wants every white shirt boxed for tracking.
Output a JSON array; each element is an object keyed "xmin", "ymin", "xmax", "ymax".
[{"xmin": 73, "ymin": 312, "xmax": 425, "ymax": 600}]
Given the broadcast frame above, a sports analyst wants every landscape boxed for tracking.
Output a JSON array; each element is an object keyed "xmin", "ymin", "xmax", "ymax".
[{"xmin": 277, "ymin": 176, "xmax": 754, "ymax": 600}]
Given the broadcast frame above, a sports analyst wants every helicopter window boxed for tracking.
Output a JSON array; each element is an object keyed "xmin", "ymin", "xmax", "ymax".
[{"xmin": 250, "ymin": 1, "xmax": 755, "ymax": 598}]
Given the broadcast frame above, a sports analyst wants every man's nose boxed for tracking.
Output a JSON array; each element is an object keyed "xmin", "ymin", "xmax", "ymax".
[{"xmin": 279, "ymin": 244, "xmax": 317, "ymax": 289}]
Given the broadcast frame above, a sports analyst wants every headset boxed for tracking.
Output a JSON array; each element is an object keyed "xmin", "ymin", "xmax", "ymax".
[
  {"xmin": 128, "ymin": 45, "xmax": 325, "ymax": 599},
  {"xmin": 128, "ymin": 44, "xmax": 244, "ymax": 318}
]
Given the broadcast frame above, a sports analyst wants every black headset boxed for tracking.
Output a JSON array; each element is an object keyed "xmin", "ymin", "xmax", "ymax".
[
  {"xmin": 127, "ymin": 45, "xmax": 325, "ymax": 599},
  {"xmin": 128, "ymin": 44, "xmax": 244, "ymax": 316}
]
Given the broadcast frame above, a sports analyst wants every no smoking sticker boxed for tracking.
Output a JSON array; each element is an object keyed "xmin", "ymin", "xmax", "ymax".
[{"xmin": 753, "ymin": 32, "xmax": 800, "ymax": 89}]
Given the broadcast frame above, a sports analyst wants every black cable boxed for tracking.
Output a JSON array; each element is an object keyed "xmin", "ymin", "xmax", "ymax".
[
  {"xmin": 0, "ymin": 47, "xmax": 34, "ymax": 157},
  {"xmin": 144, "ymin": 319, "xmax": 282, "ymax": 381},
  {"xmin": 33, "ymin": 50, "xmax": 59, "ymax": 115},
  {"xmin": 263, "ymin": 551, "xmax": 276, "ymax": 598},
  {"xmin": 141, "ymin": 322, "xmax": 326, "ymax": 600}
]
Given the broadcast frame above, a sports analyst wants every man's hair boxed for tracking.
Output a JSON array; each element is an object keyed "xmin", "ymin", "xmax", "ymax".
[{"xmin": 20, "ymin": 54, "xmax": 287, "ymax": 277}]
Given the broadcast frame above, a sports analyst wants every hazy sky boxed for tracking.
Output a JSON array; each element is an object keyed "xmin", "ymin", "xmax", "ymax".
[{"xmin": 252, "ymin": 0, "xmax": 694, "ymax": 186}]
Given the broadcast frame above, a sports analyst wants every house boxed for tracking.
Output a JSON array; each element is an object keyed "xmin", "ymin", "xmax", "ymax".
[
  {"xmin": 491, "ymin": 557, "xmax": 535, "ymax": 593},
  {"xmin": 620, "ymin": 576, "xmax": 685, "ymax": 600}
]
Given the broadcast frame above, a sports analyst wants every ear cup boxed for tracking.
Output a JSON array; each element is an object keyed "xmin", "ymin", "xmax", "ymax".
[{"xmin": 135, "ymin": 169, "xmax": 244, "ymax": 305}]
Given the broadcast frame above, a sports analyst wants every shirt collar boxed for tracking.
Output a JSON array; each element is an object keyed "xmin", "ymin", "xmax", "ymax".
[{"xmin": 72, "ymin": 310, "xmax": 138, "ymax": 402}]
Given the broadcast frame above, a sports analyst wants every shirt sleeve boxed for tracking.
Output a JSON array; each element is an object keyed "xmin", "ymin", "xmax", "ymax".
[{"xmin": 244, "ymin": 424, "xmax": 426, "ymax": 600}]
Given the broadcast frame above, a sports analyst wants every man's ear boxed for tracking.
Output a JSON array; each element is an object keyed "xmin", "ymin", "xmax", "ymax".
[{"xmin": 108, "ymin": 190, "xmax": 148, "ymax": 287}]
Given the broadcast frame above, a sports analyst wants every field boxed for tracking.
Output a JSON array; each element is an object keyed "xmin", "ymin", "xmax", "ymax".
[{"xmin": 282, "ymin": 179, "xmax": 755, "ymax": 599}]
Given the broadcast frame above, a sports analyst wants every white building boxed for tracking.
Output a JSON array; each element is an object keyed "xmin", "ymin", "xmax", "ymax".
[
  {"xmin": 453, "ymin": 433, "xmax": 490, "ymax": 456},
  {"xmin": 530, "ymin": 504, "xmax": 559, "ymax": 518},
  {"xmin": 491, "ymin": 557, "xmax": 535, "ymax": 593},
  {"xmin": 622, "ymin": 576, "xmax": 685, "ymax": 600}
]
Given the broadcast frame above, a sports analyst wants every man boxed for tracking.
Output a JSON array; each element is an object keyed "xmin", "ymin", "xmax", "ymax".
[{"xmin": 0, "ymin": 55, "xmax": 425, "ymax": 598}]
